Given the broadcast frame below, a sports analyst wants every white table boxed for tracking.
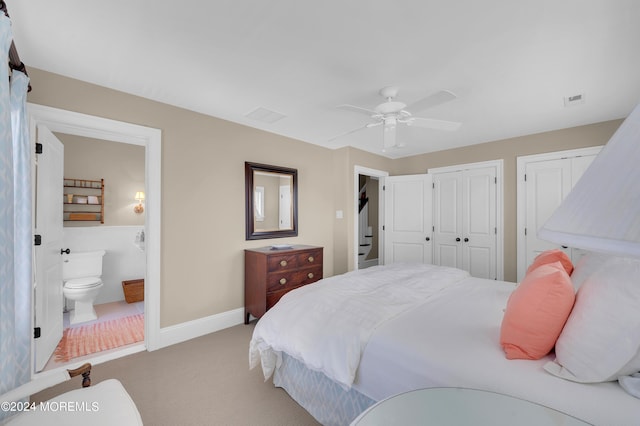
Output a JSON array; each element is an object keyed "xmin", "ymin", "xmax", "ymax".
[{"xmin": 350, "ymin": 387, "xmax": 590, "ymax": 426}]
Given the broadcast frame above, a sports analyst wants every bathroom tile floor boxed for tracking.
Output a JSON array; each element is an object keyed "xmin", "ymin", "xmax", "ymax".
[{"xmin": 43, "ymin": 300, "xmax": 145, "ymax": 372}]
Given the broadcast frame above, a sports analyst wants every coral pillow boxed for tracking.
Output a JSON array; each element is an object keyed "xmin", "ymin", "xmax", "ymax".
[
  {"xmin": 500, "ymin": 261, "xmax": 575, "ymax": 360},
  {"xmin": 527, "ymin": 249, "xmax": 574, "ymax": 276}
]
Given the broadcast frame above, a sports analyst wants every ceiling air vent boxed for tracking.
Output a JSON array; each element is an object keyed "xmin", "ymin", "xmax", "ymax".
[
  {"xmin": 245, "ymin": 107, "xmax": 286, "ymax": 124},
  {"xmin": 564, "ymin": 93, "xmax": 585, "ymax": 107}
]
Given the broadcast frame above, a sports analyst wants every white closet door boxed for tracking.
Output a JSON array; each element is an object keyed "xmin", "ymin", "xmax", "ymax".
[
  {"xmin": 462, "ymin": 167, "xmax": 497, "ymax": 280},
  {"xmin": 524, "ymin": 158, "xmax": 572, "ymax": 269},
  {"xmin": 433, "ymin": 166, "xmax": 498, "ymax": 279},
  {"xmin": 433, "ymin": 172, "xmax": 462, "ymax": 269},
  {"xmin": 383, "ymin": 174, "xmax": 433, "ymax": 264},
  {"xmin": 517, "ymin": 147, "xmax": 602, "ymax": 281}
]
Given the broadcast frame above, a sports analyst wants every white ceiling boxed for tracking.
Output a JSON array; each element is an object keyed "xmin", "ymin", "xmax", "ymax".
[{"xmin": 9, "ymin": 0, "xmax": 640, "ymax": 158}]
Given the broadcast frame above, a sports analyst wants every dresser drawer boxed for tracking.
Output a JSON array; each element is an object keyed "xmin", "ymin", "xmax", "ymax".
[
  {"xmin": 297, "ymin": 249, "xmax": 323, "ymax": 267},
  {"xmin": 266, "ymin": 287, "xmax": 301, "ymax": 311},
  {"xmin": 266, "ymin": 265, "xmax": 323, "ymax": 292},
  {"xmin": 267, "ymin": 253, "xmax": 299, "ymax": 272}
]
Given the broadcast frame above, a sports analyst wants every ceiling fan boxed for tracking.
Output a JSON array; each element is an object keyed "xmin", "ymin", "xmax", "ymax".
[{"xmin": 330, "ymin": 86, "xmax": 462, "ymax": 151}]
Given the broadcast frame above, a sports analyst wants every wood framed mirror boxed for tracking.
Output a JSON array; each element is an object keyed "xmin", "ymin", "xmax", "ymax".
[{"xmin": 245, "ymin": 162, "xmax": 298, "ymax": 240}]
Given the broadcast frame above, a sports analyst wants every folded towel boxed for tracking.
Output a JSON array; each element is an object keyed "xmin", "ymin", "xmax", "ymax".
[{"xmin": 619, "ymin": 372, "xmax": 640, "ymax": 398}]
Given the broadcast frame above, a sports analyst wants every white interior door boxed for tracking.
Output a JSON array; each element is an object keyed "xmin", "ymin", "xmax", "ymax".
[
  {"xmin": 432, "ymin": 165, "xmax": 499, "ymax": 280},
  {"xmin": 34, "ymin": 124, "xmax": 64, "ymax": 372},
  {"xmin": 517, "ymin": 147, "xmax": 601, "ymax": 281},
  {"xmin": 383, "ymin": 174, "xmax": 433, "ymax": 264},
  {"xmin": 462, "ymin": 167, "xmax": 497, "ymax": 280},
  {"xmin": 433, "ymin": 172, "xmax": 462, "ymax": 269},
  {"xmin": 524, "ymin": 159, "xmax": 571, "ymax": 270}
]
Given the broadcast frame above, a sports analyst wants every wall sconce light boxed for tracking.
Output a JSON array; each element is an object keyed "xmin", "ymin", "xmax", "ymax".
[{"xmin": 134, "ymin": 191, "xmax": 145, "ymax": 214}]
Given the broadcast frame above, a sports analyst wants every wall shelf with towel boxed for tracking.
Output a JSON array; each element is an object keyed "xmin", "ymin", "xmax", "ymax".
[{"xmin": 63, "ymin": 178, "xmax": 105, "ymax": 223}]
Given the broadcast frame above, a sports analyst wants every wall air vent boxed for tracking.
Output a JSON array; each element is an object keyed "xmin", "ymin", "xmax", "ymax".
[
  {"xmin": 245, "ymin": 107, "xmax": 287, "ymax": 124},
  {"xmin": 564, "ymin": 93, "xmax": 585, "ymax": 107}
]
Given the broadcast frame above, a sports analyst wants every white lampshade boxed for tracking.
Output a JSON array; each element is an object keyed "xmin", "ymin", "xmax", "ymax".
[
  {"xmin": 135, "ymin": 191, "xmax": 145, "ymax": 202},
  {"xmin": 538, "ymin": 102, "xmax": 640, "ymax": 258}
]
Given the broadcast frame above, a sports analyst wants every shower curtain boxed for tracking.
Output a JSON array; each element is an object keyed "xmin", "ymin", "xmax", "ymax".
[{"xmin": 0, "ymin": 14, "xmax": 32, "ymax": 420}]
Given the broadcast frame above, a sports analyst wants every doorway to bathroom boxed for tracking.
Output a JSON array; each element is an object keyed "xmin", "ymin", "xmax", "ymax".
[
  {"xmin": 42, "ymin": 133, "xmax": 147, "ymax": 372},
  {"xmin": 29, "ymin": 104, "xmax": 162, "ymax": 377}
]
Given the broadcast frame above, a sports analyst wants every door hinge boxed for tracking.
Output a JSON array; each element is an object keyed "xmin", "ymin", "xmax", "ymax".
[
  {"xmin": 524, "ymin": 228, "xmax": 527, "ymax": 236},
  {"xmin": 495, "ymin": 227, "xmax": 497, "ymax": 235},
  {"xmin": 35, "ymin": 142, "xmax": 43, "ymax": 154},
  {"xmin": 382, "ymin": 225, "xmax": 385, "ymax": 231},
  {"xmin": 34, "ymin": 327, "xmax": 41, "ymax": 339},
  {"xmin": 382, "ymin": 185, "xmax": 385, "ymax": 191},
  {"xmin": 34, "ymin": 234, "xmax": 42, "ymax": 246},
  {"xmin": 524, "ymin": 174, "xmax": 527, "ymax": 182},
  {"xmin": 494, "ymin": 177, "xmax": 497, "ymax": 184}
]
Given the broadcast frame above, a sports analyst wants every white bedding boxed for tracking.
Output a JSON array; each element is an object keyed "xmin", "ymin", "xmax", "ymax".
[
  {"xmin": 250, "ymin": 264, "xmax": 640, "ymax": 425},
  {"xmin": 249, "ymin": 263, "xmax": 469, "ymax": 389},
  {"xmin": 353, "ymin": 277, "xmax": 640, "ymax": 425}
]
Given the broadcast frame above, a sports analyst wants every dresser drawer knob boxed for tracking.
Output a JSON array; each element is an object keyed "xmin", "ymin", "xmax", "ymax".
[
  {"xmin": 279, "ymin": 278, "xmax": 287, "ymax": 285},
  {"xmin": 307, "ymin": 272, "xmax": 314, "ymax": 279},
  {"xmin": 280, "ymin": 260, "xmax": 287, "ymax": 267},
  {"xmin": 307, "ymin": 256, "xmax": 314, "ymax": 263}
]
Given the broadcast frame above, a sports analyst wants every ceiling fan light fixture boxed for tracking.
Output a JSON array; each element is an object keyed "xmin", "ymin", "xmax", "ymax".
[
  {"xmin": 383, "ymin": 119, "xmax": 397, "ymax": 151},
  {"xmin": 384, "ymin": 116, "xmax": 397, "ymax": 129}
]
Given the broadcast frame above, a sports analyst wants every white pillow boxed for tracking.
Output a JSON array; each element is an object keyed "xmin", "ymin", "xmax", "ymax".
[
  {"xmin": 569, "ymin": 251, "xmax": 610, "ymax": 290},
  {"xmin": 544, "ymin": 255, "xmax": 640, "ymax": 383}
]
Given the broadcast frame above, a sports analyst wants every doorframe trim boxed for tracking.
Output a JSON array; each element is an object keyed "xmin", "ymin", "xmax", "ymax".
[
  {"xmin": 27, "ymin": 103, "xmax": 162, "ymax": 375},
  {"xmin": 429, "ymin": 159, "xmax": 504, "ymax": 281},
  {"xmin": 353, "ymin": 166, "xmax": 388, "ymax": 270}
]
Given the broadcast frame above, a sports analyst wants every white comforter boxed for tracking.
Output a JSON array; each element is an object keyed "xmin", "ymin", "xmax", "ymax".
[{"xmin": 249, "ymin": 263, "xmax": 469, "ymax": 389}]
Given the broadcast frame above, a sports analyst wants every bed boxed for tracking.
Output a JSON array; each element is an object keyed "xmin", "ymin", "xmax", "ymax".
[{"xmin": 250, "ymin": 257, "xmax": 640, "ymax": 426}]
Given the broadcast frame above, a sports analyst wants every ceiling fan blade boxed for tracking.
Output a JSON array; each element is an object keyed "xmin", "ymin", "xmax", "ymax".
[
  {"xmin": 337, "ymin": 104, "xmax": 377, "ymax": 117},
  {"xmin": 406, "ymin": 90, "xmax": 457, "ymax": 114},
  {"xmin": 408, "ymin": 117, "xmax": 462, "ymax": 131}
]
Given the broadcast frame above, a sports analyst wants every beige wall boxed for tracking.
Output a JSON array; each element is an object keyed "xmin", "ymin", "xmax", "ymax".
[
  {"xmin": 392, "ymin": 120, "xmax": 623, "ymax": 281},
  {"xmin": 27, "ymin": 67, "xmax": 622, "ymax": 327},
  {"xmin": 27, "ymin": 68, "xmax": 339, "ymax": 327},
  {"xmin": 60, "ymin": 133, "xmax": 145, "ymax": 227}
]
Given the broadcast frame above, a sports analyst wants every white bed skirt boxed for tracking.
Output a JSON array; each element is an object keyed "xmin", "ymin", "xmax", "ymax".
[{"xmin": 274, "ymin": 353, "xmax": 375, "ymax": 426}]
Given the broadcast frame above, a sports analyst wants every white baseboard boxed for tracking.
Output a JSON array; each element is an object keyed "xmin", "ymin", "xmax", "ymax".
[{"xmin": 158, "ymin": 307, "xmax": 245, "ymax": 349}]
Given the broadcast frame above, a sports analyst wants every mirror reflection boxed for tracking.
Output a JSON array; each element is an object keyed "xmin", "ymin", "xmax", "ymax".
[{"xmin": 245, "ymin": 162, "xmax": 297, "ymax": 240}]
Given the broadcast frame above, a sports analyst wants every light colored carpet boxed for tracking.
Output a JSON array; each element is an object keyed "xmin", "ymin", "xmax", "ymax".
[
  {"xmin": 32, "ymin": 323, "xmax": 320, "ymax": 426},
  {"xmin": 54, "ymin": 313, "xmax": 144, "ymax": 362}
]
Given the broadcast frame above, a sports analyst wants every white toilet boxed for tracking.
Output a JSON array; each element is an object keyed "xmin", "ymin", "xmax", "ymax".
[{"xmin": 63, "ymin": 250, "xmax": 106, "ymax": 325}]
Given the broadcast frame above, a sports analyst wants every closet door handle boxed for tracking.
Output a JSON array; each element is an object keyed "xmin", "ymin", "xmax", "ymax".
[
  {"xmin": 425, "ymin": 237, "xmax": 430, "ymax": 242},
  {"xmin": 60, "ymin": 248, "xmax": 70, "ymax": 255},
  {"xmin": 456, "ymin": 238, "xmax": 461, "ymax": 242},
  {"xmin": 464, "ymin": 238, "xmax": 469, "ymax": 242}
]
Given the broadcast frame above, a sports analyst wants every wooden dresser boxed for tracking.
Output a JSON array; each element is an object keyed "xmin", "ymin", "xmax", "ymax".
[{"xmin": 244, "ymin": 245, "xmax": 323, "ymax": 324}]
